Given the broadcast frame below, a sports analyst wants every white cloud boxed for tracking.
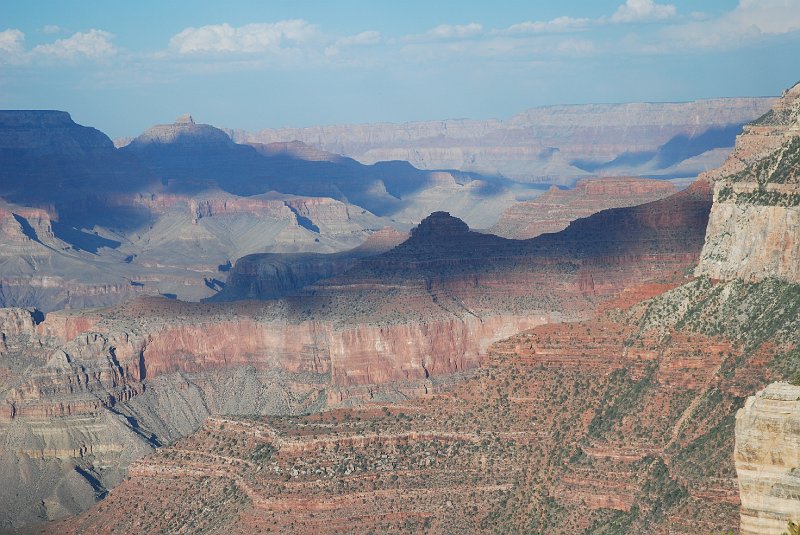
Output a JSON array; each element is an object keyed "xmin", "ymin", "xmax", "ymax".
[
  {"xmin": 169, "ymin": 20, "xmax": 318, "ymax": 54},
  {"xmin": 556, "ymin": 38, "xmax": 596, "ymax": 55},
  {"xmin": 0, "ymin": 29, "xmax": 25, "ymax": 63},
  {"xmin": 663, "ymin": 0, "xmax": 800, "ymax": 50},
  {"xmin": 325, "ymin": 30, "xmax": 381, "ymax": 58},
  {"xmin": 500, "ymin": 16, "xmax": 591, "ymax": 34},
  {"xmin": 611, "ymin": 0, "xmax": 677, "ymax": 23},
  {"xmin": 729, "ymin": 0, "xmax": 800, "ymax": 34},
  {"xmin": 337, "ymin": 30, "xmax": 381, "ymax": 47},
  {"xmin": 426, "ymin": 23, "xmax": 483, "ymax": 39},
  {"xmin": 32, "ymin": 29, "xmax": 117, "ymax": 59},
  {"xmin": 42, "ymin": 25, "xmax": 61, "ymax": 34}
]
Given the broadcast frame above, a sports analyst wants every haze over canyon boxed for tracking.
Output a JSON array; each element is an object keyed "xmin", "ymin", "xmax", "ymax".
[{"xmin": 0, "ymin": 73, "xmax": 799, "ymax": 535}]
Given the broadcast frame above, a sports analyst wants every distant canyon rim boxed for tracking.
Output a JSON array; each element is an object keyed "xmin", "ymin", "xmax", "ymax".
[{"xmin": 0, "ymin": 86, "xmax": 798, "ymax": 534}]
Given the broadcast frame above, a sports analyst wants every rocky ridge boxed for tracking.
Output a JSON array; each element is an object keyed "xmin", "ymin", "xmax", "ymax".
[
  {"xmin": 42, "ymin": 85, "xmax": 800, "ymax": 534},
  {"xmin": 53, "ymin": 275, "xmax": 800, "ymax": 534},
  {"xmin": 229, "ymin": 98, "xmax": 775, "ymax": 184},
  {"xmin": 489, "ymin": 177, "xmax": 676, "ymax": 239}
]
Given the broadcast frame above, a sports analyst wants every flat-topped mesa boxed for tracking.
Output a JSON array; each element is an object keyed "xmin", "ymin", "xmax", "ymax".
[
  {"xmin": 0, "ymin": 110, "xmax": 113, "ymax": 153},
  {"xmin": 735, "ymin": 382, "xmax": 800, "ymax": 535},
  {"xmin": 697, "ymin": 82, "xmax": 800, "ymax": 283},
  {"xmin": 0, "ymin": 110, "xmax": 156, "ymax": 204}
]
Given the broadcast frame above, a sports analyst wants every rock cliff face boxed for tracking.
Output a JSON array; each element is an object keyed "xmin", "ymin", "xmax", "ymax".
[
  {"xmin": 0, "ymin": 189, "xmax": 385, "ymax": 310},
  {"xmin": 0, "ymin": 112, "xmax": 550, "ymax": 312},
  {"xmin": 735, "ymin": 382, "xmax": 800, "ymax": 535},
  {"xmin": 490, "ymin": 177, "xmax": 676, "ymax": 239},
  {"xmin": 230, "ymin": 98, "xmax": 775, "ymax": 184},
  {"xmin": 122, "ymin": 117, "xmax": 542, "ymax": 224},
  {"xmin": 698, "ymin": 82, "xmax": 800, "ymax": 283}
]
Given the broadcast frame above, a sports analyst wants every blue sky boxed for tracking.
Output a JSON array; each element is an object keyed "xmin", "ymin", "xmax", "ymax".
[{"xmin": 2, "ymin": 0, "xmax": 799, "ymax": 137}]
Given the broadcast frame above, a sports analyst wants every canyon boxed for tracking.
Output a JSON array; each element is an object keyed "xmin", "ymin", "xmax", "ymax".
[
  {"xmin": 0, "ymin": 174, "xmax": 712, "ymax": 529},
  {"xmin": 0, "ymin": 98, "xmax": 772, "ymax": 314},
  {"xmin": 28, "ymin": 83, "xmax": 800, "ymax": 534},
  {"xmin": 0, "ymin": 88, "xmax": 797, "ymax": 533},
  {"xmin": 227, "ymin": 98, "xmax": 775, "ymax": 185}
]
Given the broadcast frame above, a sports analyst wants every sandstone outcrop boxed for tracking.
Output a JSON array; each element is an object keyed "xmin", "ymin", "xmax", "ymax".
[
  {"xmin": 698, "ymin": 82, "xmax": 800, "ymax": 283},
  {"xmin": 735, "ymin": 382, "xmax": 800, "ymax": 535},
  {"xmin": 4, "ymin": 94, "xmax": 792, "ymax": 532},
  {"xmin": 490, "ymin": 177, "xmax": 676, "ymax": 239},
  {"xmin": 230, "ymin": 98, "xmax": 775, "ymax": 184}
]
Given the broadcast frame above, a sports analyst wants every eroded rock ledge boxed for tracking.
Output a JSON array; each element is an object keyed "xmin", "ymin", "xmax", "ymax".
[{"xmin": 735, "ymin": 382, "xmax": 800, "ymax": 535}]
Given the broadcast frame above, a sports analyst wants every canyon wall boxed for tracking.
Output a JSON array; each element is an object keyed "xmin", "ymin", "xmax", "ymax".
[
  {"xmin": 490, "ymin": 177, "xmax": 676, "ymax": 239},
  {"xmin": 229, "ymin": 98, "xmax": 775, "ymax": 184},
  {"xmin": 698, "ymin": 82, "xmax": 800, "ymax": 283},
  {"xmin": 0, "ymin": 192, "xmax": 711, "ymax": 528},
  {"xmin": 735, "ymin": 382, "xmax": 800, "ymax": 535},
  {"xmin": 57, "ymin": 275, "xmax": 800, "ymax": 534}
]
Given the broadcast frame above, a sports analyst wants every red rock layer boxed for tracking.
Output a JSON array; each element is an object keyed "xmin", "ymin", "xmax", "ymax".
[
  {"xmin": 54, "ymin": 278, "xmax": 784, "ymax": 534},
  {"xmin": 490, "ymin": 177, "xmax": 676, "ymax": 239}
]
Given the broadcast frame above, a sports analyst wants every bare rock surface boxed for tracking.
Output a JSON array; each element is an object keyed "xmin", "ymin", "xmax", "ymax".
[
  {"xmin": 698, "ymin": 82, "xmax": 800, "ymax": 283},
  {"xmin": 0, "ymin": 182, "xmax": 711, "ymax": 528},
  {"xmin": 735, "ymin": 382, "xmax": 800, "ymax": 535},
  {"xmin": 490, "ymin": 177, "xmax": 676, "ymax": 239}
]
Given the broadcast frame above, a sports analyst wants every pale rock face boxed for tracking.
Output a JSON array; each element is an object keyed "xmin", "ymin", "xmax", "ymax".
[
  {"xmin": 699, "ymin": 199, "xmax": 800, "ymax": 282},
  {"xmin": 697, "ymin": 83, "xmax": 800, "ymax": 283},
  {"xmin": 735, "ymin": 382, "xmax": 800, "ymax": 535}
]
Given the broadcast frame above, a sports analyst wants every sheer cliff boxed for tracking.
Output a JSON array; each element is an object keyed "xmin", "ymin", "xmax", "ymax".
[
  {"xmin": 489, "ymin": 177, "xmax": 676, "ymax": 239},
  {"xmin": 698, "ymin": 82, "xmax": 800, "ymax": 283},
  {"xmin": 735, "ymin": 383, "xmax": 800, "ymax": 535},
  {"xmin": 0, "ymin": 181, "xmax": 711, "ymax": 529}
]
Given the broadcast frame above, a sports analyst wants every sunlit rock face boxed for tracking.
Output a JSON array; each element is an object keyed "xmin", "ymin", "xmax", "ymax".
[
  {"xmin": 490, "ymin": 177, "xmax": 676, "ymax": 239},
  {"xmin": 697, "ymin": 83, "xmax": 800, "ymax": 283},
  {"xmin": 735, "ymin": 382, "xmax": 800, "ymax": 535}
]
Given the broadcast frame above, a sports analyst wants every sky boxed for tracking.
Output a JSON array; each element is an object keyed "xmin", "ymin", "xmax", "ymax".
[{"xmin": 2, "ymin": 0, "xmax": 800, "ymax": 138}]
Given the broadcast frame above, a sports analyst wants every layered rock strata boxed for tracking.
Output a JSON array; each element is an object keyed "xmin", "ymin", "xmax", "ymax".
[
  {"xmin": 698, "ymin": 82, "xmax": 800, "ymax": 283},
  {"xmin": 56, "ymin": 275, "xmax": 799, "ymax": 534},
  {"xmin": 0, "ymin": 186, "xmax": 711, "ymax": 528},
  {"xmin": 735, "ymin": 382, "xmax": 800, "ymax": 535},
  {"xmin": 230, "ymin": 98, "xmax": 775, "ymax": 184},
  {"xmin": 490, "ymin": 177, "xmax": 676, "ymax": 239}
]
